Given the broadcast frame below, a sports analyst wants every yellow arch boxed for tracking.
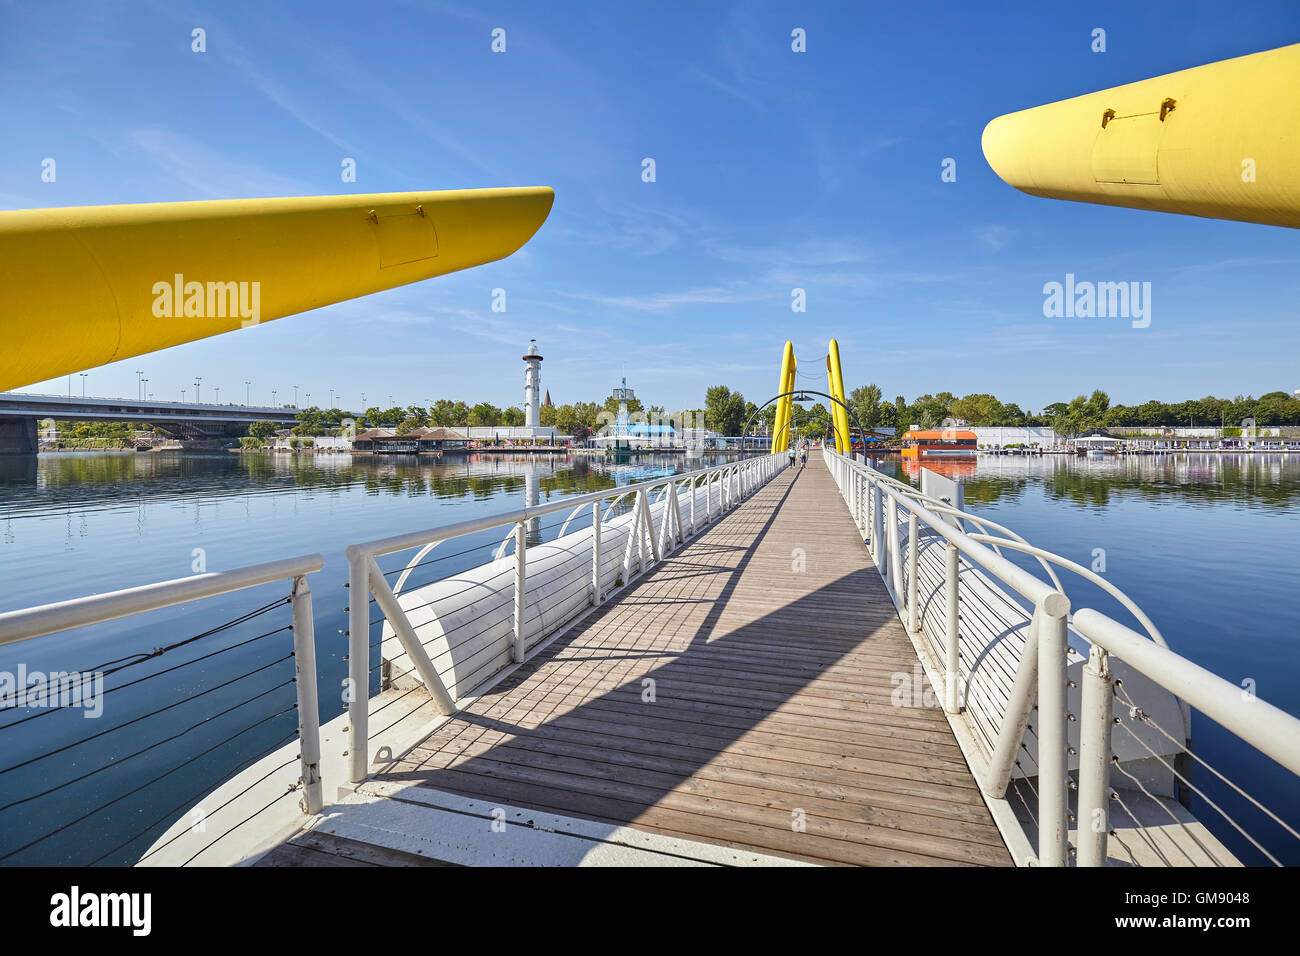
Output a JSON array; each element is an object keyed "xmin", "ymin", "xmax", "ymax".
[
  {"xmin": 771, "ymin": 341, "xmax": 796, "ymax": 453},
  {"xmin": 0, "ymin": 186, "xmax": 554, "ymax": 390},
  {"xmin": 770, "ymin": 340, "xmax": 850, "ymax": 453},
  {"xmin": 826, "ymin": 339, "xmax": 850, "ymax": 455}
]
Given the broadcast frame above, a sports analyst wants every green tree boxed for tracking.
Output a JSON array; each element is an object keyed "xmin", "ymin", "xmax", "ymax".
[
  {"xmin": 292, "ymin": 406, "xmax": 325, "ymax": 437},
  {"xmin": 805, "ymin": 403, "xmax": 832, "ymax": 441},
  {"xmin": 704, "ymin": 385, "xmax": 746, "ymax": 436},
  {"xmin": 949, "ymin": 393, "xmax": 1004, "ymax": 426},
  {"xmin": 893, "ymin": 395, "xmax": 912, "ymax": 432},
  {"xmin": 601, "ymin": 394, "xmax": 644, "ymax": 417},
  {"xmin": 571, "ymin": 401, "xmax": 601, "ymax": 430},
  {"xmin": 468, "ymin": 402, "xmax": 502, "ymax": 427},
  {"xmin": 850, "ymin": 384, "xmax": 883, "ymax": 430},
  {"xmin": 910, "ymin": 393, "xmax": 951, "ymax": 429},
  {"xmin": 429, "ymin": 400, "xmax": 460, "ymax": 426},
  {"xmin": 395, "ymin": 416, "xmax": 424, "ymax": 435},
  {"xmin": 501, "ymin": 406, "xmax": 526, "ymax": 426},
  {"xmin": 248, "ymin": 420, "xmax": 277, "ymax": 441},
  {"xmin": 997, "ymin": 403, "xmax": 1027, "ymax": 425}
]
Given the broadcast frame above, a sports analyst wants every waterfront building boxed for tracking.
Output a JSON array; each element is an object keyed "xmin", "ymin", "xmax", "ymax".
[
  {"xmin": 511, "ymin": 339, "xmax": 560, "ymax": 444},
  {"xmin": 352, "ymin": 427, "xmax": 468, "ymax": 453},
  {"xmin": 900, "ymin": 429, "xmax": 978, "ymax": 457},
  {"xmin": 968, "ymin": 425, "xmax": 1063, "ymax": 448}
]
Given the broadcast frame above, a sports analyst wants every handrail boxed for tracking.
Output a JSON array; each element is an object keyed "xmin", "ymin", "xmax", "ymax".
[
  {"xmin": 1074, "ymin": 610, "xmax": 1300, "ymax": 778},
  {"xmin": 393, "ymin": 541, "xmax": 441, "ymax": 596},
  {"xmin": 346, "ymin": 456, "xmax": 774, "ymax": 562},
  {"xmin": 921, "ymin": 505, "xmax": 1067, "ymax": 593},
  {"xmin": 344, "ymin": 453, "xmax": 786, "ymax": 787},
  {"xmin": 0, "ymin": 553, "xmax": 323, "ymax": 646},
  {"xmin": 0, "ymin": 551, "xmax": 328, "ymax": 859},
  {"xmin": 965, "ymin": 534, "xmax": 1168, "ymax": 649},
  {"xmin": 822, "ymin": 446, "xmax": 1300, "ymax": 868}
]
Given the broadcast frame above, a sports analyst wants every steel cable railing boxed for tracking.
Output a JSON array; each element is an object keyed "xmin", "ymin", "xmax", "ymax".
[
  {"xmin": 822, "ymin": 447, "xmax": 1300, "ymax": 868},
  {"xmin": 342, "ymin": 454, "xmax": 787, "ymax": 788},
  {"xmin": 0, "ymin": 554, "xmax": 323, "ymax": 866}
]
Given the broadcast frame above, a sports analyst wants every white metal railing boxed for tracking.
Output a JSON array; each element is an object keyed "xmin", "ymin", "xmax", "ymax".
[
  {"xmin": 823, "ymin": 447, "xmax": 1300, "ymax": 867},
  {"xmin": 343, "ymin": 453, "xmax": 787, "ymax": 785},
  {"xmin": 0, "ymin": 554, "xmax": 325, "ymax": 864}
]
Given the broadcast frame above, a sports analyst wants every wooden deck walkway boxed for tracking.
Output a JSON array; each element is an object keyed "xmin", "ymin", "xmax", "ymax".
[{"xmin": 265, "ymin": 457, "xmax": 1010, "ymax": 866}]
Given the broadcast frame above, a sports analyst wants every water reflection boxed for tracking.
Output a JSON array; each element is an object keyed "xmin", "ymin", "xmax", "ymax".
[
  {"xmin": 0, "ymin": 451, "xmax": 734, "ymax": 519},
  {"xmin": 884, "ymin": 452, "xmax": 1300, "ymax": 510}
]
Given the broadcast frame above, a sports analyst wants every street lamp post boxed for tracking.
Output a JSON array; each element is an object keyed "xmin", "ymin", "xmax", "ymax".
[
  {"xmin": 136, "ymin": 370, "xmax": 144, "ymax": 401},
  {"xmin": 245, "ymin": 381, "xmax": 251, "ymax": 405},
  {"xmin": 194, "ymin": 376, "xmax": 202, "ymax": 403},
  {"xmin": 79, "ymin": 373, "xmax": 87, "ymax": 397},
  {"xmin": 293, "ymin": 385, "xmax": 299, "ymax": 407},
  {"xmin": 214, "ymin": 386, "xmax": 219, "ymax": 404},
  {"xmin": 181, "ymin": 388, "xmax": 186, "ymax": 402},
  {"xmin": 272, "ymin": 390, "xmax": 277, "ymax": 406}
]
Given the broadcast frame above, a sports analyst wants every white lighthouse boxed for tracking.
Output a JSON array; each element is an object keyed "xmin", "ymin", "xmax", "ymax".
[{"xmin": 523, "ymin": 339, "xmax": 543, "ymax": 428}]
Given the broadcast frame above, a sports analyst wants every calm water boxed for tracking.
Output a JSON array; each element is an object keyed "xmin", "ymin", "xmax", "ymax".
[{"xmin": 1, "ymin": 450, "xmax": 1297, "ymax": 865}]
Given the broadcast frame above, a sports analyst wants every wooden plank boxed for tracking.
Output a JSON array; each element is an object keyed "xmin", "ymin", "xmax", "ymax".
[
  {"xmin": 254, "ymin": 830, "xmax": 455, "ymax": 867},
  {"xmin": 368, "ymin": 458, "xmax": 1010, "ymax": 866}
]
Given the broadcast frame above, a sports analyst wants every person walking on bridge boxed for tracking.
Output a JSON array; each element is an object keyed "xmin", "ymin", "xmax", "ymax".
[{"xmin": 799, "ymin": 446, "xmax": 807, "ymax": 469}]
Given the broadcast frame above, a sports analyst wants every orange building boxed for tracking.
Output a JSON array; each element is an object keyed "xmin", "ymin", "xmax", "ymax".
[{"xmin": 900, "ymin": 429, "xmax": 978, "ymax": 457}]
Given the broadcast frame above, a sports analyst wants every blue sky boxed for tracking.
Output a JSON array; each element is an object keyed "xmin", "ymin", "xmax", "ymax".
[{"xmin": 3, "ymin": 0, "xmax": 1298, "ymax": 413}]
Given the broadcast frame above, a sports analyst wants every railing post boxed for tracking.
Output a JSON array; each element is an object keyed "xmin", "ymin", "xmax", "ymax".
[
  {"xmin": 622, "ymin": 495, "xmax": 641, "ymax": 581},
  {"xmin": 689, "ymin": 476, "xmax": 697, "ymax": 536},
  {"xmin": 512, "ymin": 520, "xmax": 527, "ymax": 661},
  {"xmin": 1077, "ymin": 645, "xmax": 1115, "ymax": 867},
  {"xmin": 986, "ymin": 604, "xmax": 1043, "ymax": 798},
  {"xmin": 367, "ymin": 557, "xmax": 456, "ymax": 715},
  {"xmin": 906, "ymin": 512, "xmax": 919, "ymax": 632},
  {"xmin": 639, "ymin": 487, "xmax": 661, "ymax": 565},
  {"xmin": 860, "ymin": 475, "xmax": 868, "ymax": 537},
  {"xmin": 671, "ymin": 480, "xmax": 683, "ymax": 545},
  {"xmin": 1037, "ymin": 592, "xmax": 1071, "ymax": 867},
  {"xmin": 658, "ymin": 481, "xmax": 676, "ymax": 556},
  {"xmin": 290, "ymin": 574, "xmax": 323, "ymax": 814},
  {"xmin": 591, "ymin": 500, "xmax": 602, "ymax": 606},
  {"xmin": 346, "ymin": 548, "xmax": 369, "ymax": 785},
  {"xmin": 872, "ymin": 482, "xmax": 883, "ymax": 565},
  {"xmin": 887, "ymin": 496, "xmax": 902, "ymax": 596},
  {"xmin": 944, "ymin": 542, "xmax": 962, "ymax": 713}
]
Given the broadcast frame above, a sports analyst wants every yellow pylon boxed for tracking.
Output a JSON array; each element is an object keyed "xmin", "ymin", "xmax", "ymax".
[
  {"xmin": 983, "ymin": 43, "xmax": 1300, "ymax": 229},
  {"xmin": 0, "ymin": 187, "xmax": 554, "ymax": 390}
]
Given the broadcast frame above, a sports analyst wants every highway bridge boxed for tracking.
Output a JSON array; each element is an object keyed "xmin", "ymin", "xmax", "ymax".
[{"xmin": 0, "ymin": 391, "xmax": 299, "ymax": 454}]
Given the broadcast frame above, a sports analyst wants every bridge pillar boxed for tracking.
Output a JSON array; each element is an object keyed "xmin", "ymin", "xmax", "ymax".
[{"xmin": 0, "ymin": 416, "xmax": 38, "ymax": 456}]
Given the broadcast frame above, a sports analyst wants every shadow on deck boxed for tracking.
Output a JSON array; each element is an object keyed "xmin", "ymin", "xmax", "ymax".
[{"xmin": 262, "ymin": 458, "xmax": 1011, "ymax": 867}]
